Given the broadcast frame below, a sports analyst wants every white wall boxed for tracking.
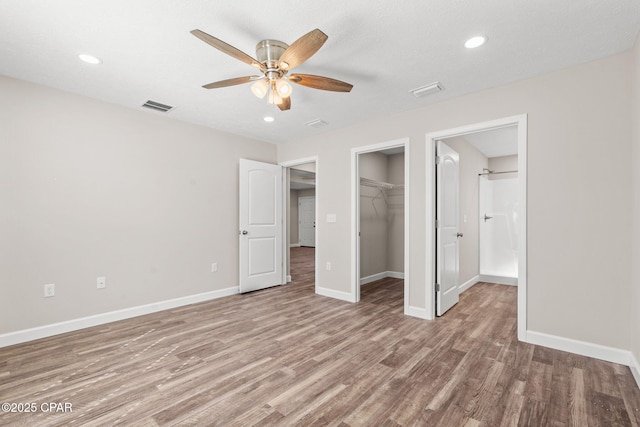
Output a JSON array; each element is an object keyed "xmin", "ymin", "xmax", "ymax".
[
  {"xmin": 631, "ymin": 34, "xmax": 640, "ymax": 371},
  {"xmin": 488, "ymin": 155, "xmax": 518, "ymax": 180},
  {"xmin": 0, "ymin": 75, "xmax": 276, "ymax": 335},
  {"xmin": 298, "ymin": 189, "xmax": 316, "ymax": 198},
  {"xmin": 386, "ymin": 153, "xmax": 404, "ymax": 273},
  {"xmin": 444, "ymin": 137, "xmax": 488, "ymax": 285},
  {"xmin": 289, "ymin": 189, "xmax": 299, "ymax": 245},
  {"xmin": 278, "ymin": 51, "xmax": 633, "ymax": 350}
]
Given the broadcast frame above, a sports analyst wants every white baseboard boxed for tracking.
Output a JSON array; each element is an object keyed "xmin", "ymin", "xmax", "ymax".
[
  {"xmin": 289, "ymin": 243, "xmax": 301, "ymax": 248},
  {"xmin": 630, "ymin": 352, "xmax": 640, "ymax": 390},
  {"xmin": 360, "ymin": 271, "xmax": 405, "ymax": 285},
  {"xmin": 525, "ymin": 330, "xmax": 632, "ymax": 366},
  {"xmin": 0, "ymin": 286, "xmax": 239, "ymax": 348},
  {"xmin": 315, "ymin": 286, "xmax": 357, "ymax": 303},
  {"xmin": 459, "ymin": 275, "xmax": 480, "ymax": 293},
  {"xmin": 360, "ymin": 272, "xmax": 387, "ymax": 285},
  {"xmin": 405, "ymin": 305, "xmax": 432, "ymax": 320},
  {"xmin": 480, "ymin": 274, "xmax": 518, "ymax": 286},
  {"xmin": 387, "ymin": 271, "xmax": 405, "ymax": 279}
]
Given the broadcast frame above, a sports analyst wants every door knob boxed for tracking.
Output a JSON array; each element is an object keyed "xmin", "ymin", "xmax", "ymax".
[
  {"xmin": 240, "ymin": 230, "xmax": 248, "ymax": 235},
  {"xmin": 484, "ymin": 214, "xmax": 493, "ymax": 222},
  {"xmin": 456, "ymin": 232, "xmax": 464, "ymax": 238}
]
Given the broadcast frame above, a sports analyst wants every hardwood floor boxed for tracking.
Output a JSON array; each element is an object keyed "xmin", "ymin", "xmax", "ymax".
[
  {"xmin": 290, "ymin": 246, "xmax": 315, "ymax": 286},
  {"xmin": 1, "ymin": 248, "xmax": 639, "ymax": 426}
]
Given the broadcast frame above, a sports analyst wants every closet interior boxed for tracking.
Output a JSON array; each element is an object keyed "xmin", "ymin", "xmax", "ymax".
[{"xmin": 358, "ymin": 148, "xmax": 405, "ymax": 291}]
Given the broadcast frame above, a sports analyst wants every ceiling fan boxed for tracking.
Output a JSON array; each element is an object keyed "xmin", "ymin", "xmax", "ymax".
[{"xmin": 190, "ymin": 28, "xmax": 353, "ymax": 111}]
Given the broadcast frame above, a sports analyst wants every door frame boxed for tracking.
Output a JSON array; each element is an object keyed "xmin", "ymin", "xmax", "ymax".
[
  {"xmin": 425, "ymin": 114, "xmax": 527, "ymax": 340},
  {"xmin": 298, "ymin": 196, "xmax": 316, "ymax": 247},
  {"xmin": 351, "ymin": 138, "xmax": 410, "ymax": 312},
  {"xmin": 279, "ymin": 156, "xmax": 319, "ymax": 291}
]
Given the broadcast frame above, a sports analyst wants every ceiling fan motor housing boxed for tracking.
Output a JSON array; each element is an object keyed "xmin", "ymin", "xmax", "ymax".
[{"xmin": 256, "ymin": 40, "xmax": 289, "ymax": 72}]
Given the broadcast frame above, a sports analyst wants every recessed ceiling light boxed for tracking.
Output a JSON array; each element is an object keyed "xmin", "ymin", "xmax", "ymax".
[
  {"xmin": 464, "ymin": 36, "xmax": 487, "ymax": 49},
  {"xmin": 263, "ymin": 116, "xmax": 275, "ymax": 123},
  {"xmin": 78, "ymin": 54, "xmax": 102, "ymax": 65}
]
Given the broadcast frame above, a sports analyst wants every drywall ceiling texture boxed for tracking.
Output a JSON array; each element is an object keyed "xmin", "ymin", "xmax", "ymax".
[
  {"xmin": 631, "ymin": 35, "xmax": 640, "ymax": 368},
  {"xmin": 0, "ymin": 75, "xmax": 276, "ymax": 334},
  {"xmin": 0, "ymin": 1, "xmax": 638, "ymax": 144},
  {"xmin": 278, "ymin": 51, "xmax": 634, "ymax": 351}
]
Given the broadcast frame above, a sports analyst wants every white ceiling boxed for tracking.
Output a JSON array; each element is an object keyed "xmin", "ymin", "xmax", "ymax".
[
  {"xmin": 1, "ymin": 1, "xmax": 638, "ymax": 145},
  {"xmin": 460, "ymin": 126, "xmax": 518, "ymax": 158}
]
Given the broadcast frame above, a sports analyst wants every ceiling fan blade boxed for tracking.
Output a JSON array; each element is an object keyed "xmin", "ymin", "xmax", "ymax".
[
  {"xmin": 288, "ymin": 74, "xmax": 353, "ymax": 92},
  {"xmin": 277, "ymin": 96, "xmax": 291, "ymax": 111},
  {"xmin": 191, "ymin": 29, "xmax": 265, "ymax": 71},
  {"xmin": 202, "ymin": 76, "xmax": 258, "ymax": 89},
  {"xmin": 278, "ymin": 29, "xmax": 328, "ymax": 70}
]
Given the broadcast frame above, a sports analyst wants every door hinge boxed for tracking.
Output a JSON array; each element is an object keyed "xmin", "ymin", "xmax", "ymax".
[
  {"xmin": 436, "ymin": 283, "xmax": 441, "ymax": 292},
  {"xmin": 435, "ymin": 155, "xmax": 440, "ymax": 165},
  {"xmin": 435, "ymin": 219, "xmax": 439, "ymax": 228}
]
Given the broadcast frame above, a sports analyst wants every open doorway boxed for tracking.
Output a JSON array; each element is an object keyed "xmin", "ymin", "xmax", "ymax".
[
  {"xmin": 426, "ymin": 115, "xmax": 527, "ymax": 339},
  {"xmin": 281, "ymin": 158, "xmax": 318, "ymax": 291},
  {"xmin": 351, "ymin": 139, "xmax": 409, "ymax": 311},
  {"xmin": 442, "ymin": 125, "xmax": 519, "ymax": 291}
]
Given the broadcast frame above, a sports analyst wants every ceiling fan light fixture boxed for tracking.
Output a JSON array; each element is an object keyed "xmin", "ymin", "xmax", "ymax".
[
  {"xmin": 275, "ymin": 78, "xmax": 293, "ymax": 98},
  {"xmin": 268, "ymin": 88, "xmax": 283, "ymax": 105},
  {"xmin": 251, "ymin": 79, "xmax": 269, "ymax": 99}
]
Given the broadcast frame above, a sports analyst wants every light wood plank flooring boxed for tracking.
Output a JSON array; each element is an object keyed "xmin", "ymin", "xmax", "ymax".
[{"xmin": 1, "ymin": 247, "xmax": 639, "ymax": 426}]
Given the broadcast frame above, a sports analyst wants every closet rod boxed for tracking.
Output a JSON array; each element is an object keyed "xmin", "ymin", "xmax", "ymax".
[
  {"xmin": 359, "ymin": 177, "xmax": 404, "ymax": 190},
  {"xmin": 478, "ymin": 170, "xmax": 518, "ymax": 176}
]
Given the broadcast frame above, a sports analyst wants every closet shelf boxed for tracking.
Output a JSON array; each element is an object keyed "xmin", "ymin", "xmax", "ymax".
[{"xmin": 360, "ymin": 177, "xmax": 404, "ymax": 190}]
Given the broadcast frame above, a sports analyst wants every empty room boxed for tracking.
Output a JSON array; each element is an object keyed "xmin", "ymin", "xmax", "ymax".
[{"xmin": 1, "ymin": 1, "xmax": 640, "ymax": 425}]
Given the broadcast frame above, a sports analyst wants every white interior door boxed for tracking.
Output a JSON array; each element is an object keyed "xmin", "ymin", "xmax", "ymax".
[
  {"xmin": 239, "ymin": 159, "xmax": 284, "ymax": 293},
  {"xmin": 298, "ymin": 196, "xmax": 316, "ymax": 247},
  {"xmin": 436, "ymin": 141, "xmax": 460, "ymax": 316}
]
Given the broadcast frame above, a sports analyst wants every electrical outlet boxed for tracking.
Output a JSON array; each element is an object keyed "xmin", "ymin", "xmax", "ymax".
[
  {"xmin": 326, "ymin": 262, "xmax": 332, "ymax": 271},
  {"xmin": 211, "ymin": 262, "xmax": 218, "ymax": 272},
  {"xmin": 97, "ymin": 276, "xmax": 106, "ymax": 289},
  {"xmin": 44, "ymin": 283, "xmax": 55, "ymax": 298}
]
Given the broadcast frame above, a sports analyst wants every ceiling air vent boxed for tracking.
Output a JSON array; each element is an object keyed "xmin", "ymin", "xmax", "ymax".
[
  {"xmin": 409, "ymin": 82, "xmax": 444, "ymax": 98},
  {"xmin": 305, "ymin": 119, "xmax": 328, "ymax": 128},
  {"xmin": 142, "ymin": 100, "xmax": 174, "ymax": 112}
]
